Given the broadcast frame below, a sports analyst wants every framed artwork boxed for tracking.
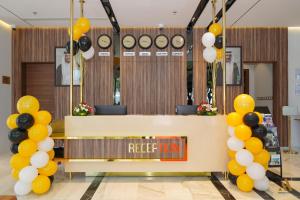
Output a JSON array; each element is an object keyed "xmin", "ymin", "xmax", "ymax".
[
  {"xmin": 216, "ymin": 46, "xmax": 242, "ymax": 86},
  {"xmin": 55, "ymin": 47, "xmax": 81, "ymax": 86}
]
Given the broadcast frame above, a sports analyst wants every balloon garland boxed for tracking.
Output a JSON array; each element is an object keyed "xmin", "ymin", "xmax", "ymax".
[
  {"xmin": 6, "ymin": 95, "xmax": 57, "ymax": 196},
  {"xmin": 67, "ymin": 17, "xmax": 94, "ymax": 60},
  {"xmin": 202, "ymin": 23, "xmax": 223, "ymax": 63},
  {"xmin": 226, "ymin": 94, "xmax": 270, "ymax": 192}
]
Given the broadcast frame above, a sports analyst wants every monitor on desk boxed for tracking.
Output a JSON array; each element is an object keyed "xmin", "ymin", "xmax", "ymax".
[{"xmin": 94, "ymin": 105, "xmax": 127, "ymax": 115}]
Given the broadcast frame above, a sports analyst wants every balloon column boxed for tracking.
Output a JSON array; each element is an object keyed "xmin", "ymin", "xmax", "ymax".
[
  {"xmin": 6, "ymin": 96, "xmax": 57, "ymax": 196},
  {"xmin": 226, "ymin": 94, "xmax": 270, "ymax": 192},
  {"xmin": 67, "ymin": 17, "xmax": 94, "ymax": 60},
  {"xmin": 202, "ymin": 23, "xmax": 223, "ymax": 63}
]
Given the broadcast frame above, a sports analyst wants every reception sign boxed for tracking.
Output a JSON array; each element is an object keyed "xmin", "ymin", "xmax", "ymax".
[{"xmin": 64, "ymin": 136, "xmax": 187, "ymax": 161}]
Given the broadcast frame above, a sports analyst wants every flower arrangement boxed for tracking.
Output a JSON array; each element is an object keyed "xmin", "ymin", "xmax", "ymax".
[
  {"xmin": 73, "ymin": 102, "xmax": 93, "ymax": 116},
  {"xmin": 197, "ymin": 101, "xmax": 218, "ymax": 116}
]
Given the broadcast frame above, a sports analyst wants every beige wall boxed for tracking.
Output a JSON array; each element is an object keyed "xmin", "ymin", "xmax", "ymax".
[
  {"xmin": 288, "ymin": 27, "xmax": 300, "ymax": 149},
  {"xmin": 0, "ymin": 24, "xmax": 12, "ymax": 154}
]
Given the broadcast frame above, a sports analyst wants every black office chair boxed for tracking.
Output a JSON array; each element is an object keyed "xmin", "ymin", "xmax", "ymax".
[
  {"xmin": 175, "ymin": 105, "xmax": 198, "ymax": 115},
  {"xmin": 94, "ymin": 105, "xmax": 127, "ymax": 115}
]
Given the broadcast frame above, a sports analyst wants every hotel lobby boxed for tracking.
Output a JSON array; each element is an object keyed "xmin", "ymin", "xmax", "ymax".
[{"xmin": 1, "ymin": 0, "xmax": 300, "ymax": 199}]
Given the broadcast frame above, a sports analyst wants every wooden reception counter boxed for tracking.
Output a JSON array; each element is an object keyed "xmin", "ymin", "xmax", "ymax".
[{"xmin": 64, "ymin": 115, "xmax": 228, "ymax": 173}]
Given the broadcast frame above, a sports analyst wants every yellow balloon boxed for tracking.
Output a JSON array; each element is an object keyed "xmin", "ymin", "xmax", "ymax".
[
  {"xmin": 18, "ymin": 139, "xmax": 37, "ymax": 157},
  {"xmin": 263, "ymin": 163, "xmax": 269, "ymax": 170},
  {"xmin": 17, "ymin": 95, "xmax": 40, "ymax": 115},
  {"xmin": 48, "ymin": 150, "xmax": 55, "ymax": 160},
  {"xmin": 235, "ymin": 124, "xmax": 252, "ymax": 141},
  {"xmin": 245, "ymin": 137, "xmax": 263, "ymax": 154},
  {"xmin": 76, "ymin": 17, "xmax": 91, "ymax": 33},
  {"xmin": 10, "ymin": 153, "xmax": 30, "ymax": 170},
  {"xmin": 28, "ymin": 124, "xmax": 48, "ymax": 142},
  {"xmin": 226, "ymin": 112, "xmax": 242, "ymax": 126},
  {"xmin": 234, "ymin": 94, "xmax": 255, "ymax": 116},
  {"xmin": 34, "ymin": 110, "xmax": 52, "ymax": 125},
  {"xmin": 254, "ymin": 149, "xmax": 270, "ymax": 165},
  {"xmin": 72, "ymin": 25, "xmax": 83, "ymax": 41},
  {"xmin": 216, "ymin": 48, "xmax": 223, "ymax": 60},
  {"xmin": 38, "ymin": 161, "xmax": 58, "ymax": 176},
  {"xmin": 228, "ymin": 150, "xmax": 236, "ymax": 159},
  {"xmin": 237, "ymin": 174, "xmax": 254, "ymax": 192},
  {"xmin": 11, "ymin": 168, "xmax": 20, "ymax": 180},
  {"xmin": 255, "ymin": 112, "xmax": 263, "ymax": 124},
  {"xmin": 6, "ymin": 114, "xmax": 19, "ymax": 129},
  {"xmin": 228, "ymin": 159, "xmax": 246, "ymax": 176},
  {"xmin": 32, "ymin": 175, "xmax": 51, "ymax": 194},
  {"xmin": 209, "ymin": 23, "xmax": 222, "ymax": 36}
]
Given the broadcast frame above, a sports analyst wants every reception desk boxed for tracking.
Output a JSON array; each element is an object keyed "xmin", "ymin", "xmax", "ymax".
[{"xmin": 64, "ymin": 115, "xmax": 228, "ymax": 173}]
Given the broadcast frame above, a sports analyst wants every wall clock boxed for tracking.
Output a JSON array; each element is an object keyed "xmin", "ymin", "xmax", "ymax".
[
  {"xmin": 122, "ymin": 34, "xmax": 136, "ymax": 49},
  {"xmin": 138, "ymin": 34, "xmax": 152, "ymax": 49},
  {"xmin": 154, "ymin": 34, "xmax": 169, "ymax": 49},
  {"xmin": 97, "ymin": 34, "xmax": 112, "ymax": 49},
  {"xmin": 171, "ymin": 34, "xmax": 185, "ymax": 49}
]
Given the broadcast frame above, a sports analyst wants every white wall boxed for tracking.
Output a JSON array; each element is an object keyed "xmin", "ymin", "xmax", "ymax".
[
  {"xmin": 0, "ymin": 24, "xmax": 12, "ymax": 154},
  {"xmin": 288, "ymin": 27, "xmax": 300, "ymax": 149}
]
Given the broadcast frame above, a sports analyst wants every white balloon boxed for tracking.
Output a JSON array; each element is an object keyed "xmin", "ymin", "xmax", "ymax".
[
  {"xmin": 227, "ymin": 136, "xmax": 244, "ymax": 151},
  {"xmin": 30, "ymin": 151, "xmax": 49, "ymax": 168},
  {"xmin": 38, "ymin": 137, "xmax": 54, "ymax": 152},
  {"xmin": 254, "ymin": 176, "xmax": 269, "ymax": 191},
  {"xmin": 246, "ymin": 162, "xmax": 266, "ymax": 180},
  {"xmin": 235, "ymin": 149, "xmax": 254, "ymax": 167},
  {"xmin": 228, "ymin": 126, "xmax": 235, "ymax": 137},
  {"xmin": 202, "ymin": 32, "xmax": 216, "ymax": 47},
  {"xmin": 14, "ymin": 181, "xmax": 32, "ymax": 196},
  {"xmin": 19, "ymin": 166, "xmax": 38, "ymax": 183},
  {"xmin": 82, "ymin": 46, "xmax": 94, "ymax": 60},
  {"xmin": 47, "ymin": 125, "xmax": 53, "ymax": 136},
  {"xmin": 203, "ymin": 47, "xmax": 217, "ymax": 63}
]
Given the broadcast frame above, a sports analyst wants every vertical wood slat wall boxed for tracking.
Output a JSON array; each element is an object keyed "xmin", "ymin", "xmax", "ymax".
[
  {"xmin": 12, "ymin": 28, "xmax": 114, "ymax": 120},
  {"xmin": 120, "ymin": 28, "xmax": 187, "ymax": 115},
  {"xmin": 193, "ymin": 28, "xmax": 288, "ymax": 146}
]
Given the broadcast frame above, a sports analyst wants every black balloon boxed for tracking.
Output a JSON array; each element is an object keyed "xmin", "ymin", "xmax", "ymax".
[
  {"xmin": 214, "ymin": 35, "xmax": 223, "ymax": 49},
  {"xmin": 10, "ymin": 143, "xmax": 19, "ymax": 154},
  {"xmin": 252, "ymin": 124, "xmax": 267, "ymax": 138},
  {"xmin": 8, "ymin": 128, "xmax": 28, "ymax": 144},
  {"xmin": 65, "ymin": 40, "xmax": 79, "ymax": 55},
  {"xmin": 228, "ymin": 173, "xmax": 238, "ymax": 185},
  {"xmin": 49, "ymin": 175, "xmax": 54, "ymax": 184},
  {"xmin": 243, "ymin": 112, "xmax": 259, "ymax": 127},
  {"xmin": 16, "ymin": 113, "xmax": 34, "ymax": 129},
  {"xmin": 78, "ymin": 36, "xmax": 92, "ymax": 52}
]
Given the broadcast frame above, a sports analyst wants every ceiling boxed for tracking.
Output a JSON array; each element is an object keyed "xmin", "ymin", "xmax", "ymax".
[{"xmin": 0, "ymin": 0, "xmax": 300, "ymax": 28}]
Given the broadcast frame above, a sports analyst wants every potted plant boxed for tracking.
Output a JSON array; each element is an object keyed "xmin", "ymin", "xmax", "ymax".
[
  {"xmin": 197, "ymin": 101, "xmax": 218, "ymax": 116},
  {"xmin": 73, "ymin": 102, "xmax": 93, "ymax": 116}
]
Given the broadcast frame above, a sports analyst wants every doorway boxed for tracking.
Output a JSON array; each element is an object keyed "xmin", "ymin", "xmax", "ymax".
[
  {"xmin": 243, "ymin": 63, "xmax": 273, "ymax": 114},
  {"xmin": 22, "ymin": 63, "xmax": 55, "ymax": 115}
]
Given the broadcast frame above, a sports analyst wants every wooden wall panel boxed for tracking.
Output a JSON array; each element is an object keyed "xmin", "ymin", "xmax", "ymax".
[
  {"xmin": 193, "ymin": 27, "xmax": 288, "ymax": 146},
  {"xmin": 12, "ymin": 28, "xmax": 114, "ymax": 120},
  {"xmin": 120, "ymin": 28, "xmax": 187, "ymax": 115}
]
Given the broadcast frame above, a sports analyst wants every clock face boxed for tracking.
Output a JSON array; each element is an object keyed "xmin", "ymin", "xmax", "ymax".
[
  {"xmin": 97, "ymin": 34, "xmax": 112, "ymax": 49},
  {"xmin": 122, "ymin": 34, "xmax": 136, "ymax": 49},
  {"xmin": 171, "ymin": 34, "xmax": 185, "ymax": 49},
  {"xmin": 138, "ymin": 34, "xmax": 152, "ymax": 49},
  {"xmin": 155, "ymin": 34, "xmax": 169, "ymax": 49}
]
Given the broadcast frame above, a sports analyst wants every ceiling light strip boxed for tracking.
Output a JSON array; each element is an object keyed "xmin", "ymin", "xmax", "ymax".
[
  {"xmin": 187, "ymin": 0, "xmax": 210, "ymax": 31},
  {"xmin": 99, "ymin": 0, "xmax": 120, "ymax": 33},
  {"xmin": 206, "ymin": 0, "xmax": 236, "ymax": 29}
]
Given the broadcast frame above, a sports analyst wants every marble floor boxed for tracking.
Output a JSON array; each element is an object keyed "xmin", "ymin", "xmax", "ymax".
[{"xmin": 1, "ymin": 151, "xmax": 300, "ymax": 200}]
